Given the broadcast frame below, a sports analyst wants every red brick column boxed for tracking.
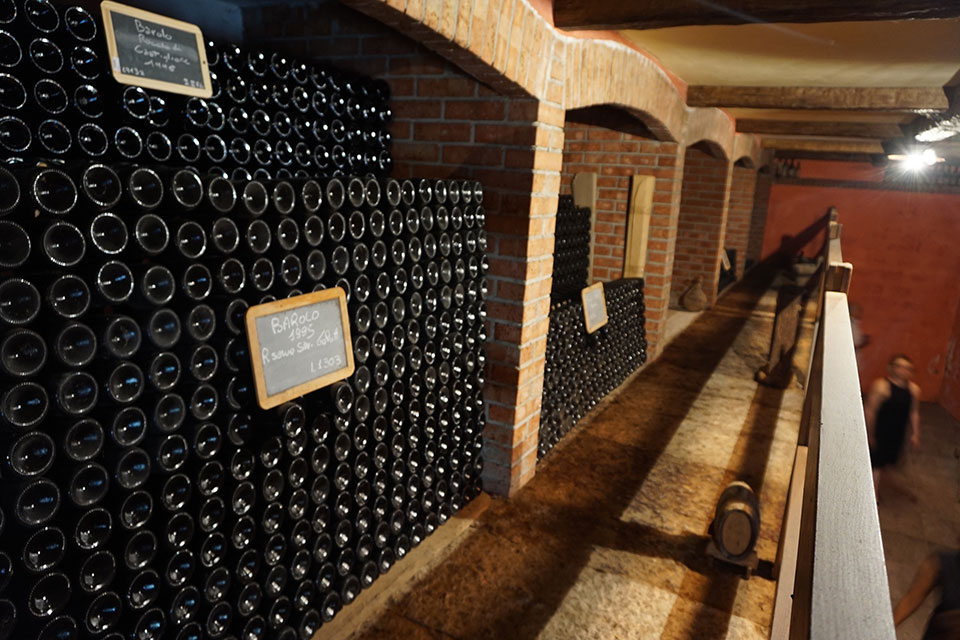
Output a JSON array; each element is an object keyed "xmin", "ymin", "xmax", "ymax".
[
  {"xmin": 479, "ymin": 102, "xmax": 564, "ymax": 495},
  {"xmin": 746, "ymin": 169, "xmax": 773, "ymax": 268},
  {"xmin": 559, "ymin": 121, "xmax": 684, "ymax": 357},
  {"xmin": 670, "ymin": 146, "xmax": 732, "ymax": 308},
  {"xmin": 724, "ymin": 164, "xmax": 757, "ymax": 280}
]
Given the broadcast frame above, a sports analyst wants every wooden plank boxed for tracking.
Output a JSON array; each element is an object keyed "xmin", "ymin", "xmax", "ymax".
[
  {"xmin": 571, "ymin": 172, "xmax": 597, "ymax": 211},
  {"xmin": 798, "ymin": 320, "xmax": 823, "ymax": 448},
  {"xmin": 828, "ymin": 221, "xmax": 841, "ymax": 240},
  {"xmin": 572, "ymin": 172, "xmax": 598, "ymax": 282},
  {"xmin": 755, "ymin": 284, "xmax": 803, "ymax": 387},
  {"xmin": 789, "ymin": 322, "xmax": 824, "ymax": 639},
  {"xmin": 687, "ymin": 86, "xmax": 949, "ymax": 112},
  {"xmin": 775, "ymin": 151, "xmax": 882, "ymax": 163},
  {"xmin": 622, "ymin": 175, "xmax": 655, "ymax": 278},
  {"xmin": 829, "ymin": 237, "xmax": 843, "ymax": 264},
  {"xmin": 314, "ymin": 493, "xmax": 491, "ymax": 640},
  {"xmin": 809, "ymin": 292, "xmax": 895, "ymax": 640},
  {"xmin": 770, "ymin": 445, "xmax": 809, "ymax": 640},
  {"xmin": 553, "ymin": 0, "xmax": 960, "ymax": 30},
  {"xmin": 736, "ymin": 120, "xmax": 904, "ymax": 139}
]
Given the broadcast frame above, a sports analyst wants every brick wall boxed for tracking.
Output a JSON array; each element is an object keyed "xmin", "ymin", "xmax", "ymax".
[
  {"xmin": 746, "ymin": 170, "xmax": 772, "ymax": 268},
  {"xmin": 558, "ymin": 119, "xmax": 684, "ymax": 357},
  {"xmin": 245, "ymin": 0, "xmax": 564, "ymax": 495},
  {"xmin": 670, "ymin": 146, "xmax": 732, "ymax": 307},
  {"xmin": 725, "ymin": 165, "xmax": 757, "ymax": 279}
]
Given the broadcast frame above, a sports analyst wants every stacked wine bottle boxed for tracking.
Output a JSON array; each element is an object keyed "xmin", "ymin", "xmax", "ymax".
[
  {"xmin": 0, "ymin": 165, "xmax": 488, "ymax": 639},
  {"xmin": 538, "ymin": 278, "xmax": 647, "ymax": 459},
  {"xmin": 0, "ymin": 0, "xmax": 392, "ymax": 179},
  {"xmin": 550, "ymin": 195, "xmax": 590, "ymax": 302}
]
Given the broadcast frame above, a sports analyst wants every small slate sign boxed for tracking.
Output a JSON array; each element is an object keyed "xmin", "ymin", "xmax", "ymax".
[
  {"xmin": 246, "ymin": 289, "xmax": 355, "ymax": 409},
  {"xmin": 581, "ymin": 282, "xmax": 608, "ymax": 334},
  {"xmin": 100, "ymin": 0, "xmax": 212, "ymax": 97}
]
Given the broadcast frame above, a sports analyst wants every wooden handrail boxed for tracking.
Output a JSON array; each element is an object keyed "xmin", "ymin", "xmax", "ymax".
[
  {"xmin": 808, "ymin": 293, "xmax": 894, "ymax": 639},
  {"xmin": 771, "ymin": 210, "xmax": 895, "ymax": 639}
]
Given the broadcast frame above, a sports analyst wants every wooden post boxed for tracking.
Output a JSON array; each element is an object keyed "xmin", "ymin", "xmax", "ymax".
[
  {"xmin": 572, "ymin": 172, "xmax": 598, "ymax": 282},
  {"xmin": 622, "ymin": 175, "xmax": 655, "ymax": 278},
  {"xmin": 825, "ymin": 262, "xmax": 853, "ymax": 293},
  {"xmin": 755, "ymin": 284, "xmax": 804, "ymax": 387}
]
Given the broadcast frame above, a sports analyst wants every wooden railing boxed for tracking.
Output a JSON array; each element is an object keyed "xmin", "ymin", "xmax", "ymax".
[{"xmin": 770, "ymin": 212, "xmax": 896, "ymax": 639}]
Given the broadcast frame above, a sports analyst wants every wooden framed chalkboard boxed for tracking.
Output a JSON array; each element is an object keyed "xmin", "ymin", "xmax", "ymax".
[
  {"xmin": 100, "ymin": 0, "xmax": 212, "ymax": 98},
  {"xmin": 581, "ymin": 282, "xmax": 608, "ymax": 334},
  {"xmin": 245, "ymin": 289, "xmax": 355, "ymax": 410}
]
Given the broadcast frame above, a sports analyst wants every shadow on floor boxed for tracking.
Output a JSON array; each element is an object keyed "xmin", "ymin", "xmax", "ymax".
[{"xmin": 357, "ymin": 264, "xmax": 808, "ymax": 640}]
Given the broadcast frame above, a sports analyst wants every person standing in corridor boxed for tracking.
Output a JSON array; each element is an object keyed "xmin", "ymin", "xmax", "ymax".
[{"xmin": 864, "ymin": 354, "xmax": 921, "ymax": 499}]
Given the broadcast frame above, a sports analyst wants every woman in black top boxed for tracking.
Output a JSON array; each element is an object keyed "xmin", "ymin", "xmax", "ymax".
[{"xmin": 864, "ymin": 354, "xmax": 921, "ymax": 499}]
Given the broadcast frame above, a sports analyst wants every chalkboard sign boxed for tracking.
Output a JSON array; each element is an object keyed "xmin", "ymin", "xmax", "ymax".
[
  {"xmin": 581, "ymin": 282, "xmax": 608, "ymax": 334},
  {"xmin": 100, "ymin": 1, "xmax": 212, "ymax": 98},
  {"xmin": 245, "ymin": 289, "xmax": 355, "ymax": 409}
]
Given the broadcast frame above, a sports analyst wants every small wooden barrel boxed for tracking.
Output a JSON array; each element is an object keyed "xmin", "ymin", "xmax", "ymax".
[{"xmin": 712, "ymin": 481, "xmax": 760, "ymax": 560}]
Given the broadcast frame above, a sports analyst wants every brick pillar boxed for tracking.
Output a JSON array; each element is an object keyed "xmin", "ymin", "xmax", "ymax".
[
  {"xmin": 746, "ymin": 169, "xmax": 773, "ymax": 268},
  {"xmin": 724, "ymin": 165, "xmax": 757, "ymax": 280},
  {"xmin": 643, "ymin": 142, "xmax": 685, "ymax": 356},
  {"xmin": 482, "ymin": 102, "xmax": 564, "ymax": 496},
  {"xmin": 670, "ymin": 146, "xmax": 732, "ymax": 308}
]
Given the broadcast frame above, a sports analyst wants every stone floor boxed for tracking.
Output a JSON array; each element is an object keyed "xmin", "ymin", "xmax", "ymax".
[
  {"xmin": 880, "ymin": 403, "xmax": 960, "ymax": 640},
  {"xmin": 352, "ymin": 268, "xmax": 815, "ymax": 639},
  {"xmin": 663, "ymin": 309, "xmax": 701, "ymax": 346}
]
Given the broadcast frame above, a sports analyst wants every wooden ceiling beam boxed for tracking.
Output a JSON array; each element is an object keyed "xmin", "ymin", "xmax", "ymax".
[
  {"xmin": 687, "ymin": 86, "xmax": 949, "ymax": 112},
  {"xmin": 761, "ymin": 138, "xmax": 886, "ymax": 154},
  {"xmin": 736, "ymin": 120, "xmax": 905, "ymax": 138},
  {"xmin": 553, "ymin": 0, "xmax": 960, "ymax": 30},
  {"xmin": 774, "ymin": 150, "xmax": 884, "ymax": 163}
]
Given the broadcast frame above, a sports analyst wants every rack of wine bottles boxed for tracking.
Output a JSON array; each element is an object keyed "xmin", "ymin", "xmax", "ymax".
[
  {"xmin": 0, "ymin": 162, "xmax": 487, "ymax": 639},
  {"xmin": 538, "ymin": 278, "xmax": 646, "ymax": 459},
  {"xmin": 550, "ymin": 195, "xmax": 590, "ymax": 302},
  {"xmin": 0, "ymin": 0, "xmax": 393, "ymax": 179}
]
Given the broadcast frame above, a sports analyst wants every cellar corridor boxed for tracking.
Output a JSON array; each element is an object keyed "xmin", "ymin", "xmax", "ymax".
[{"xmin": 354, "ymin": 265, "xmax": 815, "ymax": 640}]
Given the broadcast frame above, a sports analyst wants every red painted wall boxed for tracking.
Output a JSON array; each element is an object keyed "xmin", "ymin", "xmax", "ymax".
[
  {"xmin": 763, "ymin": 183, "xmax": 960, "ymax": 401},
  {"xmin": 943, "ymin": 304, "xmax": 960, "ymax": 422}
]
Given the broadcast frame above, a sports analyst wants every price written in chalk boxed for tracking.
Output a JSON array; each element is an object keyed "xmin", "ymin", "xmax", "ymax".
[{"xmin": 246, "ymin": 290, "xmax": 355, "ymax": 409}]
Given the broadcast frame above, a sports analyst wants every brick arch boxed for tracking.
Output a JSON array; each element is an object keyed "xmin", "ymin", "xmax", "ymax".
[
  {"xmin": 564, "ymin": 41, "xmax": 685, "ymax": 142},
  {"xmin": 670, "ymin": 145, "xmax": 732, "ymax": 308},
  {"xmin": 683, "ymin": 108, "xmax": 735, "ymax": 157},
  {"xmin": 565, "ymin": 102, "xmax": 674, "ymax": 142},
  {"xmin": 733, "ymin": 133, "xmax": 763, "ymax": 169},
  {"xmin": 734, "ymin": 156, "xmax": 756, "ymax": 169},
  {"xmin": 687, "ymin": 139, "xmax": 728, "ymax": 161},
  {"xmin": 340, "ymin": 0, "xmax": 726, "ymax": 145}
]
